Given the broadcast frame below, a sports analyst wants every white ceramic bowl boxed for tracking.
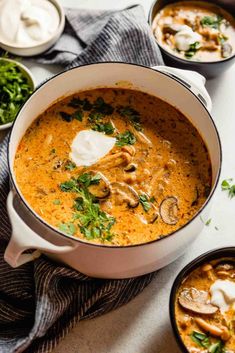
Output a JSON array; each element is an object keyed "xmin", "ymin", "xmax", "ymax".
[
  {"xmin": 0, "ymin": 0, "xmax": 65, "ymax": 56},
  {"xmin": 4, "ymin": 63, "xmax": 222, "ymax": 278},
  {"xmin": 0, "ymin": 58, "xmax": 36, "ymax": 130}
]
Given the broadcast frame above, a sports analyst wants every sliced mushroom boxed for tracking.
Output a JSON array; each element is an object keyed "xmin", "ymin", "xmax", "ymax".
[
  {"xmin": 221, "ymin": 43, "xmax": 232, "ymax": 58},
  {"xmin": 160, "ymin": 196, "xmax": 179, "ymax": 225},
  {"xmin": 111, "ymin": 182, "xmax": 139, "ymax": 208},
  {"xmin": 162, "ymin": 23, "xmax": 182, "ymax": 35},
  {"xmin": 128, "ymin": 125, "xmax": 152, "ymax": 145},
  {"xmin": 195, "ymin": 318, "xmax": 230, "ymax": 341},
  {"xmin": 95, "ymin": 152, "xmax": 132, "ymax": 170},
  {"xmin": 88, "ymin": 172, "xmax": 110, "ymax": 199},
  {"xmin": 124, "ymin": 163, "xmax": 137, "ymax": 172},
  {"xmin": 216, "ymin": 261, "xmax": 234, "ymax": 271},
  {"xmin": 179, "ymin": 288, "xmax": 218, "ymax": 315}
]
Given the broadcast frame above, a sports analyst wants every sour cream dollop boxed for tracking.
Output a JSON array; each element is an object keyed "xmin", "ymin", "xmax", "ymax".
[
  {"xmin": 0, "ymin": 0, "xmax": 60, "ymax": 47},
  {"xmin": 210, "ymin": 279, "xmax": 235, "ymax": 313},
  {"xmin": 70, "ymin": 130, "xmax": 116, "ymax": 167},
  {"xmin": 174, "ymin": 25, "xmax": 202, "ymax": 51}
]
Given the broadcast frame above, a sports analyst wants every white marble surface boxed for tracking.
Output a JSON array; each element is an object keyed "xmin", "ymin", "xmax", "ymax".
[{"xmin": 1, "ymin": 0, "xmax": 235, "ymax": 352}]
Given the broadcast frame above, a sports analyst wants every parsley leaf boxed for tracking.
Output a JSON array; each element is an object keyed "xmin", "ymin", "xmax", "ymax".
[
  {"xmin": 116, "ymin": 130, "xmax": 136, "ymax": 146},
  {"xmin": 201, "ymin": 15, "xmax": 223, "ymax": 29},
  {"xmin": 65, "ymin": 160, "xmax": 76, "ymax": 171},
  {"xmin": 59, "ymin": 222, "xmax": 76, "ymax": 236},
  {"xmin": 0, "ymin": 59, "xmax": 33, "ymax": 125},
  {"xmin": 117, "ymin": 105, "xmax": 143, "ymax": 131},
  {"xmin": 60, "ymin": 172, "xmax": 115, "ymax": 241},
  {"xmin": 92, "ymin": 121, "xmax": 115, "ymax": 135},
  {"xmin": 221, "ymin": 179, "xmax": 235, "ymax": 198},
  {"xmin": 93, "ymin": 97, "xmax": 114, "ymax": 115},
  {"xmin": 139, "ymin": 194, "xmax": 151, "ymax": 212},
  {"xmin": 185, "ymin": 42, "xmax": 200, "ymax": 58}
]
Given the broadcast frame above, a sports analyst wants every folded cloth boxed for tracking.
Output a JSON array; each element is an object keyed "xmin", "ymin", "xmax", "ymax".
[
  {"xmin": 35, "ymin": 5, "xmax": 164, "ymax": 67},
  {"xmin": 0, "ymin": 5, "xmax": 163, "ymax": 353}
]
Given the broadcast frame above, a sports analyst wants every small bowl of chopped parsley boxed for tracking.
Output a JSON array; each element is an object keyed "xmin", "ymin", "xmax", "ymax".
[{"xmin": 0, "ymin": 58, "xmax": 35, "ymax": 130}]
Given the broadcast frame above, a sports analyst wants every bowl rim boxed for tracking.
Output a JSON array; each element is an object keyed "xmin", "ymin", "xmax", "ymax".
[
  {"xmin": 0, "ymin": 0, "xmax": 65, "ymax": 50},
  {"xmin": 7, "ymin": 61, "xmax": 222, "ymax": 249},
  {"xmin": 169, "ymin": 246, "xmax": 235, "ymax": 353},
  {"xmin": 0, "ymin": 58, "xmax": 36, "ymax": 131},
  {"xmin": 148, "ymin": 0, "xmax": 235, "ymax": 65}
]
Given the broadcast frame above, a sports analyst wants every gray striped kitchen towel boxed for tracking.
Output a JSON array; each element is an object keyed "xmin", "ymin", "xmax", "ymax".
[{"xmin": 0, "ymin": 4, "xmax": 163, "ymax": 353}]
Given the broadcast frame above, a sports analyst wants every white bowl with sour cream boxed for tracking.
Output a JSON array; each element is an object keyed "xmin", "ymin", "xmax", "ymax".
[{"xmin": 0, "ymin": 0, "xmax": 65, "ymax": 56}]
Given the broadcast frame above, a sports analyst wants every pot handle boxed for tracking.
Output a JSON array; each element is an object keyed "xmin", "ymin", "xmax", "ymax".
[
  {"xmin": 151, "ymin": 65, "xmax": 212, "ymax": 112},
  {"xmin": 4, "ymin": 191, "xmax": 78, "ymax": 268}
]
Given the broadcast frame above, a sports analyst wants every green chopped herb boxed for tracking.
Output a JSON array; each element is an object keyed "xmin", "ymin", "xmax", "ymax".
[
  {"xmin": 0, "ymin": 59, "xmax": 33, "ymax": 125},
  {"xmin": 115, "ymin": 130, "xmax": 136, "ymax": 146},
  {"xmin": 185, "ymin": 42, "xmax": 200, "ymax": 58},
  {"xmin": 117, "ymin": 105, "xmax": 143, "ymax": 131},
  {"xmin": 150, "ymin": 196, "xmax": 155, "ymax": 203},
  {"xmin": 58, "ymin": 222, "xmax": 76, "ymax": 236},
  {"xmin": 201, "ymin": 15, "xmax": 223, "ymax": 29},
  {"xmin": 73, "ymin": 110, "xmax": 83, "ymax": 121},
  {"xmin": 53, "ymin": 199, "xmax": 61, "ymax": 205},
  {"xmin": 60, "ymin": 172, "xmax": 115, "ymax": 241},
  {"xmin": 59, "ymin": 111, "xmax": 73, "ymax": 122},
  {"xmin": 65, "ymin": 160, "xmax": 76, "ymax": 171},
  {"xmin": 221, "ymin": 179, "xmax": 235, "ymax": 198},
  {"xmin": 50, "ymin": 148, "xmax": 56, "ymax": 154},
  {"xmin": 205, "ymin": 218, "xmax": 212, "ymax": 226},
  {"xmin": 208, "ymin": 341, "xmax": 224, "ymax": 353},
  {"xmin": 92, "ymin": 97, "xmax": 114, "ymax": 115},
  {"xmin": 92, "ymin": 121, "xmax": 115, "ymax": 135},
  {"xmin": 139, "ymin": 194, "xmax": 151, "ymax": 212},
  {"xmin": 77, "ymin": 172, "xmax": 101, "ymax": 187}
]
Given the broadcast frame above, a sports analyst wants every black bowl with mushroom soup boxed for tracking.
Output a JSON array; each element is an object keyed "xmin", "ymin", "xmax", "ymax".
[
  {"xmin": 149, "ymin": 0, "xmax": 235, "ymax": 78},
  {"xmin": 169, "ymin": 247, "xmax": 235, "ymax": 353}
]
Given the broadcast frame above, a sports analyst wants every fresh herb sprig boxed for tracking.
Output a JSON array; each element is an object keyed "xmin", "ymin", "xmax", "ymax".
[
  {"xmin": 117, "ymin": 105, "xmax": 143, "ymax": 131},
  {"xmin": 139, "ymin": 194, "xmax": 151, "ymax": 212},
  {"xmin": 221, "ymin": 179, "xmax": 235, "ymax": 198},
  {"xmin": 60, "ymin": 172, "xmax": 115, "ymax": 241},
  {"xmin": 185, "ymin": 42, "xmax": 200, "ymax": 58},
  {"xmin": 116, "ymin": 130, "xmax": 136, "ymax": 147},
  {"xmin": 0, "ymin": 59, "xmax": 33, "ymax": 125},
  {"xmin": 201, "ymin": 15, "xmax": 223, "ymax": 29}
]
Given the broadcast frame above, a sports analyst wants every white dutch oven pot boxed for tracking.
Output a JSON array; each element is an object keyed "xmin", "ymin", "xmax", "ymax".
[{"xmin": 5, "ymin": 63, "xmax": 221, "ymax": 279}]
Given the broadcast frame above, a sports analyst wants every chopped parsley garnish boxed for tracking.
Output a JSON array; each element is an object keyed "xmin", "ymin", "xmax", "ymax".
[
  {"xmin": 190, "ymin": 331, "xmax": 225, "ymax": 353},
  {"xmin": 73, "ymin": 110, "xmax": 83, "ymax": 121},
  {"xmin": 116, "ymin": 130, "xmax": 136, "ymax": 146},
  {"xmin": 117, "ymin": 105, "xmax": 143, "ymax": 131},
  {"xmin": 65, "ymin": 160, "xmax": 76, "ymax": 171},
  {"xmin": 139, "ymin": 194, "xmax": 151, "ymax": 212},
  {"xmin": 60, "ymin": 172, "xmax": 115, "ymax": 241},
  {"xmin": 201, "ymin": 15, "xmax": 223, "ymax": 29},
  {"xmin": 205, "ymin": 218, "xmax": 212, "ymax": 226},
  {"xmin": 53, "ymin": 199, "xmax": 61, "ymax": 205},
  {"xmin": 59, "ymin": 111, "xmax": 73, "ymax": 122},
  {"xmin": 0, "ymin": 59, "xmax": 33, "ymax": 125},
  {"xmin": 92, "ymin": 121, "xmax": 115, "ymax": 135},
  {"xmin": 221, "ymin": 179, "xmax": 235, "ymax": 198},
  {"xmin": 68, "ymin": 97, "xmax": 92, "ymax": 111},
  {"xmin": 50, "ymin": 148, "xmax": 56, "ymax": 154},
  {"xmin": 92, "ymin": 97, "xmax": 114, "ymax": 115},
  {"xmin": 185, "ymin": 42, "xmax": 200, "ymax": 58},
  {"xmin": 59, "ymin": 222, "xmax": 76, "ymax": 236}
]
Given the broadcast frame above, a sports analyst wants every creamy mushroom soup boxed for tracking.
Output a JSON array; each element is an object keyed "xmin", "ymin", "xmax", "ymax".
[
  {"xmin": 14, "ymin": 88, "xmax": 212, "ymax": 245},
  {"xmin": 175, "ymin": 258, "xmax": 235, "ymax": 352},
  {"xmin": 152, "ymin": 1, "xmax": 235, "ymax": 62}
]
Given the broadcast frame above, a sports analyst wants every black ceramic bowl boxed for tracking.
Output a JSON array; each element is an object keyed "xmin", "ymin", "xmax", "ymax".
[
  {"xmin": 169, "ymin": 247, "xmax": 235, "ymax": 352},
  {"xmin": 148, "ymin": 0, "xmax": 235, "ymax": 78}
]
